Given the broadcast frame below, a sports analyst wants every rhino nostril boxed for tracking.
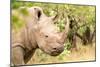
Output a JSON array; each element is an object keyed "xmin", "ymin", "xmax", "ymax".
[{"xmin": 53, "ymin": 47, "xmax": 57, "ymax": 50}]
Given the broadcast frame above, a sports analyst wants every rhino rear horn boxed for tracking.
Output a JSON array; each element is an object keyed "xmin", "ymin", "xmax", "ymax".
[{"xmin": 50, "ymin": 15, "xmax": 59, "ymax": 23}]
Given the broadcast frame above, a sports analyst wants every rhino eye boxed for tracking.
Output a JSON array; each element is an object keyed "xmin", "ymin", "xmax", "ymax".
[{"xmin": 45, "ymin": 35, "xmax": 48, "ymax": 38}]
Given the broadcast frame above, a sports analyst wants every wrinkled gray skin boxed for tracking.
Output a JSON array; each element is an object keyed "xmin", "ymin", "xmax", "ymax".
[{"xmin": 11, "ymin": 6, "xmax": 70, "ymax": 65}]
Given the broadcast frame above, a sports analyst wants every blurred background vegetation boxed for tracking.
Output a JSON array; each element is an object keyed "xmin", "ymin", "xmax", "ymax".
[{"xmin": 11, "ymin": 0, "xmax": 96, "ymax": 64}]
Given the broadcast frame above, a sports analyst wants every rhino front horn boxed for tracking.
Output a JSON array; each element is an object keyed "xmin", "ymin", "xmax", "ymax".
[{"xmin": 60, "ymin": 16, "xmax": 70, "ymax": 43}]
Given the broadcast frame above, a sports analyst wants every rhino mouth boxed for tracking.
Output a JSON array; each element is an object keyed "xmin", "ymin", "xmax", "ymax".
[
  {"xmin": 50, "ymin": 51, "xmax": 61, "ymax": 56},
  {"xmin": 50, "ymin": 48, "xmax": 64, "ymax": 56},
  {"xmin": 40, "ymin": 46, "xmax": 64, "ymax": 56}
]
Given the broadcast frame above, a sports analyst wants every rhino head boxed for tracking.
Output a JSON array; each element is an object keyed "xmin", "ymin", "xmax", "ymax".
[
  {"xmin": 21, "ymin": 6, "xmax": 70, "ymax": 56},
  {"xmin": 27, "ymin": 7, "xmax": 70, "ymax": 56}
]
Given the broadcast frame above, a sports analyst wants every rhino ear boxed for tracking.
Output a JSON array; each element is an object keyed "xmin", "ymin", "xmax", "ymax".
[
  {"xmin": 51, "ymin": 15, "xmax": 58, "ymax": 23},
  {"xmin": 37, "ymin": 10, "xmax": 42, "ymax": 19}
]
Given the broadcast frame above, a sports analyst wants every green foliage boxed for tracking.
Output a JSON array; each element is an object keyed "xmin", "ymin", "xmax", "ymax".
[
  {"xmin": 66, "ymin": 42, "xmax": 72, "ymax": 50},
  {"xmin": 19, "ymin": 7, "xmax": 29, "ymax": 16},
  {"xmin": 57, "ymin": 19, "xmax": 65, "ymax": 32},
  {"xmin": 12, "ymin": 14, "xmax": 24, "ymax": 30}
]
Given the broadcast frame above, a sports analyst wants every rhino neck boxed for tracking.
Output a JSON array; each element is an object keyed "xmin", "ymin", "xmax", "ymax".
[{"xmin": 24, "ymin": 25, "xmax": 38, "ymax": 51}]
